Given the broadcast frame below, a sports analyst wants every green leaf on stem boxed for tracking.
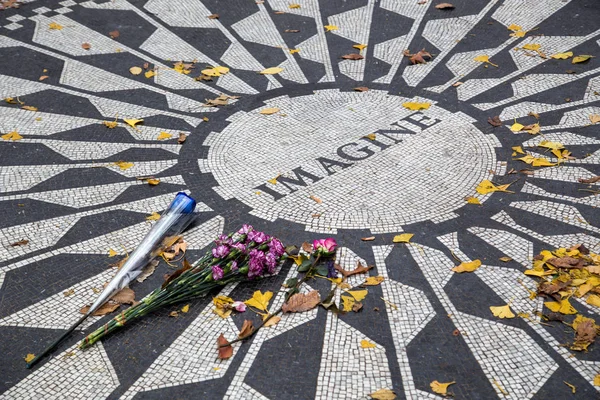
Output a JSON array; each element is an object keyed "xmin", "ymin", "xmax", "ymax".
[
  {"xmin": 297, "ymin": 259, "xmax": 312, "ymax": 272},
  {"xmin": 315, "ymin": 265, "xmax": 329, "ymax": 276},
  {"xmin": 283, "ymin": 277, "xmax": 298, "ymax": 288}
]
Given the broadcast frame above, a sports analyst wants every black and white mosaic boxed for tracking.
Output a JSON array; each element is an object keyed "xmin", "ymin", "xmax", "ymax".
[{"xmin": 1, "ymin": 0, "xmax": 599, "ymax": 399}]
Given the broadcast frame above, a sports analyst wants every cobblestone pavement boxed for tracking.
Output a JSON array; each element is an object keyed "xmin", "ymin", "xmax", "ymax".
[{"xmin": 1, "ymin": 0, "xmax": 600, "ymax": 399}]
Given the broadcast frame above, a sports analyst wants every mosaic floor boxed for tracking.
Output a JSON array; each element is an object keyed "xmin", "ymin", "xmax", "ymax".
[{"xmin": 1, "ymin": 0, "xmax": 600, "ymax": 398}]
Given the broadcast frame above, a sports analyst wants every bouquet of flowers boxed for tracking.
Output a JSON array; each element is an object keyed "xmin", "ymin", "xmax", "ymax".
[{"xmin": 79, "ymin": 224, "xmax": 286, "ymax": 349}]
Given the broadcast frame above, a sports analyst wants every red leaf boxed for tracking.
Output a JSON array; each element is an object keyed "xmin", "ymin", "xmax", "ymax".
[{"xmin": 217, "ymin": 334, "xmax": 233, "ymax": 359}]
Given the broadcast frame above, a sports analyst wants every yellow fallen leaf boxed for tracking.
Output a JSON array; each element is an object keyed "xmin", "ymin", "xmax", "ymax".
[
  {"xmin": 108, "ymin": 248, "xmax": 118, "ymax": 257},
  {"xmin": 402, "ymin": 101, "xmax": 430, "ymax": 111},
  {"xmin": 452, "ymin": 259, "xmax": 482, "ymax": 273},
  {"xmin": 260, "ymin": 107, "xmax": 280, "ymax": 115},
  {"xmin": 430, "ymin": 380, "xmax": 455, "ymax": 395},
  {"xmin": 324, "ymin": 25, "xmax": 338, "ymax": 32},
  {"xmin": 146, "ymin": 212, "xmax": 161, "ymax": 221},
  {"xmin": 214, "ymin": 66, "xmax": 230, "ymax": 74},
  {"xmin": 551, "ymin": 51, "xmax": 573, "ymax": 60},
  {"xmin": 264, "ymin": 315, "xmax": 281, "ymax": 327},
  {"xmin": 544, "ymin": 298, "xmax": 577, "ymax": 314},
  {"xmin": 369, "ymin": 388, "xmax": 396, "ymax": 400},
  {"xmin": 392, "ymin": 233, "xmax": 413, "ymax": 243},
  {"xmin": 48, "ymin": 22, "xmax": 63, "ymax": 30},
  {"xmin": 21, "ymin": 105, "xmax": 38, "ymax": 111},
  {"xmin": 144, "ymin": 70, "xmax": 155, "ymax": 78},
  {"xmin": 523, "ymin": 123, "xmax": 540, "ymax": 135},
  {"xmin": 124, "ymin": 118, "xmax": 143, "ymax": 128},
  {"xmin": 511, "ymin": 146, "xmax": 525, "ymax": 154},
  {"xmin": 532, "ymin": 158, "xmax": 556, "ymax": 167},
  {"xmin": 289, "ymin": 48, "xmax": 300, "ymax": 54},
  {"xmin": 146, "ymin": 178, "xmax": 160, "ymax": 186},
  {"xmin": 24, "ymin": 353, "xmax": 35, "ymax": 363},
  {"xmin": 347, "ymin": 289, "xmax": 368, "ymax": 302},
  {"xmin": 289, "ymin": 3, "xmax": 300, "ymax": 8},
  {"xmin": 476, "ymin": 180, "xmax": 514, "ymax": 194},
  {"xmin": 113, "ymin": 161, "xmax": 134, "ymax": 170},
  {"xmin": 510, "ymin": 29, "xmax": 527, "ymax": 38},
  {"xmin": 103, "ymin": 121, "xmax": 118, "ymax": 128},
  {"xmin": 589, "ymin": 114, "xmax": 600, "ymax": 124},
  {"xmin": 157, "ymin": 131, "xmax": 173, "ymax": 140},
  {"xmin": 522, "ymin": 43, "xmax": 541, "ymax": 51},
  {"xmin": 181, "ymin": 304, "xmax": 190, "ymax": 313},
  {"xmin": 353, "ymin": 44, "xmax": 367, "ymax": 53},
  {"xmin": 341, "ymin": 295, "xmax": 356, "ymax": 312},
  {"xmin": 360, "ymin": 339, "xmax": 376, "ymax": 348},
  {"xmin": 465, "ymin": 196, "xmax": 481, "ymax": 205},
  {"xmin": 129, "ymin": 66, "xmax": 142, "ymax": 75},
  {"xmin": 507, "ymin": 24, "xmax": 522, "ymax": 32},
  {"xmin": 490, "ymin": 304, "xmax": 515, "ymax": 319},
  {"xmin": 524, "ymin": 269, "xmax": 550, "ymax": 277},
  {"xmin": 538, "ymin": 140, "xmax": 564, "ymax": 150},
  {"xmin": 1, "ymin": 131, "xmax": 22, "ymax": 141},
  {"xmin": 510, "ymin": 122, "xmax": 524, "ymax": 132},
  {"xmin": 594, "ymin": 374, "xmax": 600, "ymax": 386},
  {"xmin": 245, "ymin": 290, "xmax": 273, "ymax": 312},
  {"xmin": 473, "ymin": 55, "xmax": 498, "ymax": 67},
  {"xmin": 259, "ymin": 67, "xmax": 283, "ymax": 75},
  {"xmin": 364, "ymin": 276, "xmax": 385, "ymax": 286},
  {"xmin": 587, "ymin": 294, "xmax": 600, "ymax": 308},
  {"xmin": 572, "ymin": 55, "xmax": 593, "ymax": 64}
]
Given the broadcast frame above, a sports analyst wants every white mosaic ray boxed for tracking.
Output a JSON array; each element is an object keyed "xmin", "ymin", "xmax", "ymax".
[
  {"xmin": 224, "ymin": 268, "xmax": 319, "ymax": 399},
  {"xmin": 510, "ymin": 200, "xmax": 600, "ymax": 235},
  {"xmin": 0, "ymin": 73, "xmax": 204, "ymax": 128},
  {"xmin": 0, "ymin": 192, "xmax": 184, "ymax": 260},
  {"xmin": 409, "ymin": 239, "xmax": 558, "ymax": 399},
  {"xmin": 402, "ymin": 0, "xmax": 498, "ymax": 87},
  {"xmin": 17, "ymin": 139, "xmax": 180, "ymax": 160},
  {"xmin": 473, "ymin": 69, "xmax": 600, "ymax": 112},
  {"xmin": 541, "ymin": 106, "xmax": 600, "ymax": 131},
  {"xmin": 143, "ymin": 0, "xmax": 282, "ymax": 89},
  {"xmin": 0, "ymin": 35, "xmax": 208, "ymax": 114},
  {"xmin": 440, "ymin": 233, "xmax": 600, "ymax": 393},
  {"xmin": 467, "ymin": 226, "xmax": 533, "ymax": 268},
  {"xmin": 79, "ymin": 0, "xmax": 257, "ymax": 95},
  {"xmin": 0, "ymin": 160, "xmax": 178, "ymax": 193},
  {"xmin": 427, "ymin": 0, "xmax": 576, "ymax": 92},
  {"xmin": 457, "ymin": 33, "xmax": 600, "ymax": 102},
  {"xmin": 120, "ymin": 284, "xmax": 240, "ymax": 399},
  {"xmin": 181, "ymin": 216, "xmax": 225, "ymax": 250},
  {"xmin": 28, "ymin": 13, "xmax": 221, "ymax": 98},
  {"xmin": 0, "ymin": 268, "xmax": 115, "ymax": 330},
  {"xmin": 327, "ymin": 0, "xmax": 375, "ymax": 81},
  {"xmin": 499, "ymin": 93, "xmax": 600, "ymax": 121},
  {"xmin": 522, "ymin": 182, "xmax": 600, "ymax": 208},
  {"xmin": 373, "ymin": 245, "xmax": 439, "ymax": 400},
  {"xmin": 0, "ymin": 196, "xmax": 212, "ymax": 273},
  {"xmin": 492, "ymin": 211, "xmax": 600, "ymax": 253},
  {"xmin": 373, "ymin": 0, "xmax": 430, "ymax": 84},
  {"xmin": 0, "ymin": 342, "xmax": 119, "ymax": 400},
  {"xmin": 523, "ymin": 132, "xmax": 600, "ymax": 147},
  {"xmin": 528, "ymin": 165, "xmax": 598, "ymax": 185},
  {"xmin": 269, "ymin": 0, "xmax": 335, "ymax": 82},
  {"xmin": 231, "ymin": 5, "xmax": 308, "ymax": 85}
]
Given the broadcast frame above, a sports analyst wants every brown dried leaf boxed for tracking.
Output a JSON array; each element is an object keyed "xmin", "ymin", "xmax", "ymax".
[
  {"xmin": 178, "ymin": 133, "xmax": 187, "ymax": 144},
  {"xmin": 435, "ymin": 2, "xmax": 454, "ymax": 9},
  {"xmin": 572, "ymin": 319, "xmax": 597, "ymax": 351},
  {"xmin": 217, "ymin": 334, "xmax": 233, "ymax": 359},
  {"xmin": 81, "ymin": 43, "xmax": 91, "ymax": 50},
  {"xmin": 111, "ymin": 287, "xmax": 135, "ymax": 304},
  {"xmin": 547, "ymin": 257, "xmax": 586, "ymax": 269},
  {"xmin": 578, "ymin": 176, "xmax": 600, "ymax": 184},
  {"xmin": 10, "ymin": 239, "xmax": 29, "ymax": 247},
  {"xmin": 335, "ymin": 261, "xmax": 373, "ymax": 278},
  {"xmin": 80, "ymin": 301, "xmax": 120, "ymax": 316},
  {"xmin": 301, "ymin": 241, "xmax": 313, "ymax": 253},
  {"xmin": 169, "ymin": 311, "xmax": 179, "ymax": 317},
  {"xmin": 488, "ymin": 116, "xmax": 502, "ymax": 127},
  {"xmin": 361, "ymin": 236, "xmax": 375, "ymax": 241},
  {"xmin": 341, "ymin": 53, "xmax": 364, "ymax": 60},
  {"xmin": 354, "ymin": 86, "xmax": 369, "ymax": 92},
  {"xmin": 310, "ymin": 195, "xmax": 322, "ymax": 203},
  {"xmin": 538, "ymin": 280, "xmax": 570, "ymax": 301},
  {"xmin": 499, "ymin": 256, "xmax": 513, "ymax": 262},
  {"xmin": 109, "ymin": 30, "xmax": 120, "ymax": 39},
  {"xmin": 238, "ymin": 320, "xmax": 254, "ymax": 338},
  {"xmin": 352, "ymin": 301, "xmax": 363, "ymax": 312},
  {"xmin": 263, "ymin": 315, "xmax": 281, "ymax": 327},
  {"xmin": 208, "ymin": 13, "xmax": 219, "ymax": 19},
  {"xmin": 409, "ymin": 49, "xmax": 432, "ymax": 64},
  {"xmin": 136, "ymin": 260, "xmax": 158, "ymax": 282},
  {"xmin": 282, "ymin": 290, "xmax": 321, "ymax": 313},
  {"xmin": 284, "ymin": 29, "xmax": 300, "ymax": 33},
  {"xmin": 162, "ymin": 258, "xmax": 192, "ymax": 288}
]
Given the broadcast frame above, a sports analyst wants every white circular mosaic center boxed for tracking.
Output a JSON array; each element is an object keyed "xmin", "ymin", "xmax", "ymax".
[{"xmin": 201, "ymin": 89, "xmax": 500, "ymax": 233}]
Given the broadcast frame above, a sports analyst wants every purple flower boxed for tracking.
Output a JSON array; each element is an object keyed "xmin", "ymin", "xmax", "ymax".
[
  {"xmin": 232, "ymin": 242, "xmax": 246, "ymax": 253},
  {"xmin": 215, "ymin": 234, "xmax": 232, "ymax": 245},
  {"xmin": 313, "ymin": 238, "xmax": 337, "ymax": 256},
  {"xmin": 212, "ymin": 265, "xmax": 224, "ymax": 281},
  {"xmin": 232, "ymin": 301, "xmax": 246, "ymax": 312},
  {"xmin": 268, "ymin": 238, "xmax": 285, "ymax": 257},
  {"xmin": 248, "ymin": 230, "xmax": 268, "ymax": 244},
  {"xmin": 231, "ymin": 260, "xmax": 238, "ymax": 271},
  {"xmin": 265, "ymin": 252, "xmax": 278, "ymax": 274},
  {"xmin": 212, "ymin": 244, "xmax": 230, "ymax": 258},
  {"xmin": 248, "ymin": 249, "xmax": 266, "ymax": 279},
  {"xmin": 326, "ymin": 260, "xmax": 338, "ymax": 278},
  {"xmin": 238, "ymin": 224, "xmax": 253, "ymax": 234}
]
